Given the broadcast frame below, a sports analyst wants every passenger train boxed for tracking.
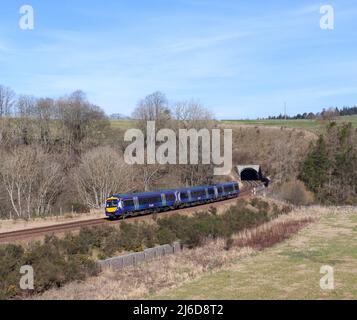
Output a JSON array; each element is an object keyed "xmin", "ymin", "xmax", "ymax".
[{"xmin": 105, "ymin": 181, "xmax": 240, "ymax": 219}]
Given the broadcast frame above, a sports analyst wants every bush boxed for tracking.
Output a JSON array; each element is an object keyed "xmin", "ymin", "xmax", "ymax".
[
  {"xmin": 250, "ymin": 198, "xmax": 270, "ymax": 212},
  {"xmin": 277, "ymin": 180, "xmax": 314, "ymax": 205},
  {"xmin": 0, "ymin": 234, "xmax": 100, "ymax": 299},
  {"xmin": 0, "ymin": 198, "xmax": 284, "ymax": 299},
  {"xmin": 157, "ymin": 227, "xmax": 176, "ymax": 245},
  {"xmin": 156, "ymin": 201, "xmax": 272, "ymax": 249}
]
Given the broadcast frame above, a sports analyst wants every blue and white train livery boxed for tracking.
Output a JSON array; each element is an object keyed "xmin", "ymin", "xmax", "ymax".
[{"xmin": 105, "ymin": 181, "xmax": 240, "ymax": 219}]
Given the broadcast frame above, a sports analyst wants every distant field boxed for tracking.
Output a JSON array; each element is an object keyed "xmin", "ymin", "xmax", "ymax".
[
  {"xmin": 110, "ymin": 116, "xmax": 357, "ymax": 133},
  {"xmin": 222, "ymin": 115, "xmax": 357, "ymax": 132},
  {"xmin": 153, "ymin": 210, "xmax": 357, "ymax": 300},
  {"xmin": 110, "ymin": 120, "xmax": 136, "ymax": 130}
]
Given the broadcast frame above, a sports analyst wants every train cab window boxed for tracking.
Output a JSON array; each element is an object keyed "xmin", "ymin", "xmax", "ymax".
[
  {"xmin": 218, "ymin": 187, "xmax": 223, "ymax": 194},
  {"xmin": 208, "ymin": 188, "xmax": 215, "ymax": 195},
  {"xmin": 106, "ymin": 200, "xmax": 118, "ymax": 208}
]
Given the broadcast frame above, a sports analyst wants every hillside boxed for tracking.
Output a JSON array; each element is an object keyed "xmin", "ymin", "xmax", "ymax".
[{"xmin": 110, "ymin": 120, "xmax": 318, "ymax": 181}]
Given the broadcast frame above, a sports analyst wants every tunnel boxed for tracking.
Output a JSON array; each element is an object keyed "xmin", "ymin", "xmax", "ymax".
[{"xmin": 240, "ymin": 168, "xmax": 261, "ymax": 181}]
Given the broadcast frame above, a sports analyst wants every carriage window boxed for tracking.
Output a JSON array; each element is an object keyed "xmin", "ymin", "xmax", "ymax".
[
  {"xmin": 140, "ymin": 196, "xmax": 162, "ymax": 205},
  {"xmin": 225, "ymin": 185, "xmax": 234, "ymax": 192},
  {"xmin": 123, "ymin": 199, "xmax": 134, "ymax": 207},
  {"xmin": 180, "ymin": 192, "xmax": 188, "ymax": 200},
  {"xmin": 192, "ymin": 190, "xmax": 205, "ymax": 197},
  {"xmin": 208, "ymin": 188, "xmax": 215, "ymax": 195},
  {"xmin": 166, "ymin": 194, "xmax": 175, "ymax": 201}
]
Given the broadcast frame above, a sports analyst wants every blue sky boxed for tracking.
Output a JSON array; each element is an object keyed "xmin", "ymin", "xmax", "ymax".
[{"xmin": 1, "ymin": 0, "xmax": 357, "ymax": 119}]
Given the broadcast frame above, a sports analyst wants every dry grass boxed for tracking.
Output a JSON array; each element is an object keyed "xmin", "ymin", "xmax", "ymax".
[
  {"xmin": 154, "ymin": 205, "xmax": 357, "ymax": 300},
  {"xmin": 0, "ymin": 210, "xmax": 103, "ymax": 234},
  {"xmin": 234, "ymin": 217, "xmax": 313, "ymax": 250},
  {"xmin": 35, "ymin": 206, "xmax": 327, "ymax": 300}
]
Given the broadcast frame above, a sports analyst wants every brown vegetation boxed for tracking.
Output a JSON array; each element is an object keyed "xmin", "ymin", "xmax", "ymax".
[
  {"xmin": 269, "ymin": 180, "xmax": 315, "ymax": 205},
  {"xmin": 35, "ymin": 206, "xmax": 321, "ymax": 300},
  {"xmin": 227, "ymin": 123, "xmax": 318, "ymax": 181},
  {"xmin": 0, "ymin": 88, "xmax": 219, "ymax": 219},
  {"xmin": 0, "ymin": 198, "xmax": 289, "ymax": 299}
]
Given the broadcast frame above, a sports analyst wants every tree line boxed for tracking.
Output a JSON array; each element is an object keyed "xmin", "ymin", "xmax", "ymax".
[
  {"xmin": 267, "ymin": 106, "xmax": 357, "ymax": 120},
  {"xmin": 0, "ymin": 86, "xmax": 217, "ymax": 219},
  {"xmin": 299, "ymin": 122, "xmax": 357, "ymax": 204}
]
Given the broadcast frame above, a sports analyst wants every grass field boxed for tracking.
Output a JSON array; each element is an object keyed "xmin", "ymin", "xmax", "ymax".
[
  {"xmin": 222, "ymin": 115, "xmax": 357, "ymax": 133},
  {"xmin": 110, "ymin": 120, "xmax": 136, "ymax": 130},
  {"xmin": 153, "ymin": 209, "xmax": 357, "ymax": 300},
  {"xmin": 110, "ymin": 116, "xmax": 357, "ymax": 133}
]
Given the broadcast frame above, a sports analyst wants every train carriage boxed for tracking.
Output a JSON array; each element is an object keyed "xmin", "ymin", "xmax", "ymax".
[{"xmin": 105, "ymin": 181, "xmax": 240, "ymax": 219}]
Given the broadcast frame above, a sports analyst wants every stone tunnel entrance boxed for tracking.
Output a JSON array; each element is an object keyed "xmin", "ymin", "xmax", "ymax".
[
  {"xmin": 236, "ymin": 165, "xmax": 262, "ymax": 181},
  {"xmin": 241, "ymin": 168, "xmax": 261, "ymax": 180}
]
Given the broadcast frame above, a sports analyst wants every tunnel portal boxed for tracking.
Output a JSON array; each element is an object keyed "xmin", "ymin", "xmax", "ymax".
[{"xmin": 236, "ymin": 165, "xmax": 262, "ymax": 181}]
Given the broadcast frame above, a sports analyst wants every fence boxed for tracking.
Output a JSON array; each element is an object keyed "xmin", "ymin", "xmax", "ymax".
[{"xmin": 97, "ymin": 242, "xmax": 182, "ymax": 271}]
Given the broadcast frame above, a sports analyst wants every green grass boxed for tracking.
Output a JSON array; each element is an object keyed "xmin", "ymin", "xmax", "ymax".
[
  {"xmin": 110, "ymin": 120, "xmax": 137, "ymax": 130},
  {"xmin": 109, "ymin": 116, "xmax": 357, "ymax": 133},
  {"xmin": 222, "ymin": 115, "xmax": 357, "ymax": 133},
  {"xmin": 151, "ymin": 212, "xmax": 357, "ymax": 300}
]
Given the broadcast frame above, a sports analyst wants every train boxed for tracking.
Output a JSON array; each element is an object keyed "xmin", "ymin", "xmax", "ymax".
[{"xmin": 105, "ymin": 181, "xmax": 240, "ymax": 219}]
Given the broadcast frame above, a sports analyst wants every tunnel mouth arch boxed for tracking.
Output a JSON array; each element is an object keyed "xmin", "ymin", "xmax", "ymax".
[{"xmin": 240, "ymin": 168, "xmax": 260, "ymax": 181}]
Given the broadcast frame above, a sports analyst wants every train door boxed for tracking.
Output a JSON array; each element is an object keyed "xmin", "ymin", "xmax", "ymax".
[
  {"xmin": 161, "ymin": 193, "xmax": 166, "ymax": 207},
  {"xmin": 175, "ymin": 191, "xmax": 181, "ymax": 205},
  {"xmin": 214, "ymin": 187, "xmax": 218, "ymax": 198},
  {"xmin": 133, "ymin": 197, "xmax": 139, "ymax": 211},
  {"xmin": 187, "ymin": 190, "xmax": 192, "ymax": 202}
]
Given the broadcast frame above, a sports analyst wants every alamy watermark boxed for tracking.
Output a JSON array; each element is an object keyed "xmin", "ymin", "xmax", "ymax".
[
  {"xmin": 320, "ymin": 5, "xmax": 334, "ymax": 30},
  {"xmin": 19, "ymin": 265, "xmax": 34, "ymax": 290},
  {"xmin": 124, "ymin": 121, "xmax": 232, "ymax": 176},
  {"xmin": 320, "ymin": 265, "xmax": 334, "ymax": 290},
  {"xmin": 19, "ymin": 5, "xmax": 34, "ymax": 30}
]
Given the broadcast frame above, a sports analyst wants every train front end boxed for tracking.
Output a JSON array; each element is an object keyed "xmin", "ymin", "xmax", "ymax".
[{"xmin": 105, "ymin": 196, "xmax": 123, "ymax": 219}]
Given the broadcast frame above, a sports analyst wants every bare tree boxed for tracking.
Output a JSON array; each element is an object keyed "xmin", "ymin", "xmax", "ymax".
[
  {"xmin": 134, "ymin": 163, "xmax": 162, "ymax": 191},
  {"xmin": 0, "ymin": 147, "xmax": 64, "ymax": 219},
  {"xmin": 34, "ymin": 98, "xmax": 55, "ymax": 147},
  {"xmin": 132, "ymin": 91, "xmax": 171, "ymax": 132},
  {"xmin": 172, "ymin": 100, "xmax": 213, "ymax": 126},
  {"xmin": 57, "ymin": 90, "xmax": 110, "ymax": 153},
  {"xmin": 320, "ymin": 107, "xmax": 339, "ymax": 122},
  {"xmin": 73, "ymin": 147, "xmax": 136, "ymax": 209},
  {"xmin": 0, "ymin": 85, "xmax": 15, "ymax": 117},
  {"xmin": 14, "ymin": 95, "xmax": 37, "ymax": 145},
  {"xmin": 171, "ymin": 100, "xmax": 215, "ymax": 186}
]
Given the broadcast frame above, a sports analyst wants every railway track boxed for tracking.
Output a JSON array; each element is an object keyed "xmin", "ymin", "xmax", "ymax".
[{"xmin": 0, "ymin": 182, "xmax": 264, "ymax": 243}]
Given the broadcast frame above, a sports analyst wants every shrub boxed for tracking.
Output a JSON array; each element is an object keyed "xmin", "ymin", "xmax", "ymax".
[
  {"xmin": 250, "ymin": 198, "xmax": 269, "ymax": 212},
  {"xmin": 278, "ymin": 180, "xmax": 315, "ymax": 205},
  {"xmin": 0, "ymin": 197, "xmax": 284, "ymax": 299},
  {"xmin": 119, "ymin": 222, "xmax": 146, "ymax": 252},
  {"xmin": 157, "ymin": 227, "xmax": 177, "ymax": 245}
]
